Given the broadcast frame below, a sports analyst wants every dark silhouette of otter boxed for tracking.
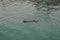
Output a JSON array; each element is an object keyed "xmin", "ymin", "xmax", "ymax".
[{"xmin": 23, "ymin": 20, "xmax": 38, "ymax": 23}]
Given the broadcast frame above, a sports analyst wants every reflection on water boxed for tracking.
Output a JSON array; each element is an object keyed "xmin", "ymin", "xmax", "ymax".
[{"xmin": 0, "ymin": 0, "xmax": 60, "ymax": 40}]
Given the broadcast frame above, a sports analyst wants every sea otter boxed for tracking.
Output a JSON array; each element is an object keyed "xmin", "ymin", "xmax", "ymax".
[{"xmin": 23, "ymin": 20, "xmax": 38, "ymax": 23}]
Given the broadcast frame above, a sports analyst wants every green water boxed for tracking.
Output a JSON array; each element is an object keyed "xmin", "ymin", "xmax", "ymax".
[{"xmin": 0, "ymin": 1, "xmax": 60, "ymax": 40}]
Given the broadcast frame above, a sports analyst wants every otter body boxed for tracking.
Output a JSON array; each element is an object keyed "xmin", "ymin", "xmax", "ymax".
[{"xmin": 23, "ymin": 20, "xmax": 38, "ymax": 23}]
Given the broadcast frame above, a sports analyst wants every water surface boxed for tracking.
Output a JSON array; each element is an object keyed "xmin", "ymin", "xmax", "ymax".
[{"xmin": 0, "ymin": 0, "xmax": 60, "ymax": 40}]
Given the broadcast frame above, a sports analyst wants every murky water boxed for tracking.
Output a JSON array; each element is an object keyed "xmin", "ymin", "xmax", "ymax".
[{"xmin": 0, "ymin": 0, "xmax": 60, "ymax": 40}]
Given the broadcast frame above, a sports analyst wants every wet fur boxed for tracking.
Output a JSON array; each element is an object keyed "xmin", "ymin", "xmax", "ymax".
[{"xmin": 23, "ymin": 20, "xmax": 38, "ymax": 23}]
